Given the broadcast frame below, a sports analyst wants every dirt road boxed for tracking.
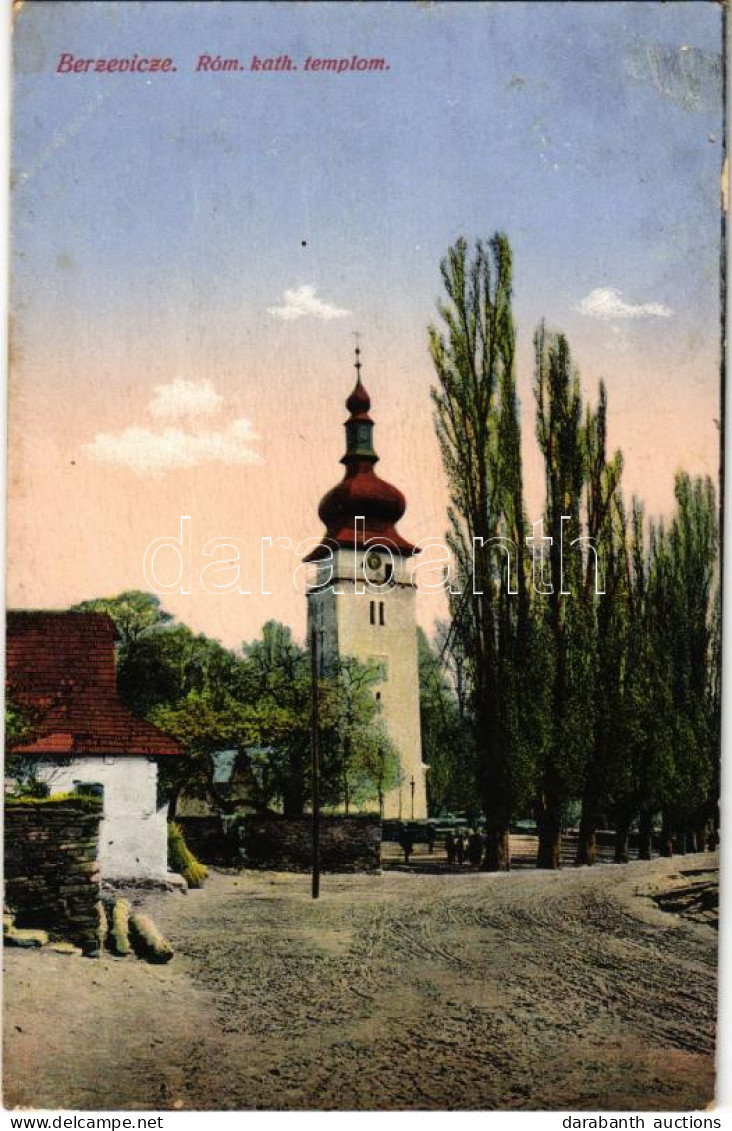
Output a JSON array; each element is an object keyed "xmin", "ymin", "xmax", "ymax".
[{"xmin": 3, "ymin": 854, "xmax": 717, "ymax": 1111}]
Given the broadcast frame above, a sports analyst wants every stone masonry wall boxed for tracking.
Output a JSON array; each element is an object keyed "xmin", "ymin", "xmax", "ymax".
[
  {"xmin": 177, "ymin": 816, "xmax": 239, "ymax": 864},
  {"xmin": 241, "ymin": 815, "xmax": 381, "ymax": 873},
  {"xmin": 4, "ymin": 798, "xmax": 103, "ymax": 952}
]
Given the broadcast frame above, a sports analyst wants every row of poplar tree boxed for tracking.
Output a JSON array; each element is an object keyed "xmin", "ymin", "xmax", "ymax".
[{"xmin": 422, "ymin": 234, "xmax": 721, "ymax": 870}]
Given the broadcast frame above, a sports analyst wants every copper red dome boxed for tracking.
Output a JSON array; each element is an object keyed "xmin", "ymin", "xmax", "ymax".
[
  {"xmin": 319, "ymin": 467, "xmax": 405, "ymax": 529},
  {"xmin": 304, "ymin": 355, "xmax": 417, "ymax": 562},
  {"xmin": 345, "ymin": 378, "xmax": 371, "ymax": 417},
  {"xmin": 315, "ymin": 461, "xmax": 415, "ymax": 555}
]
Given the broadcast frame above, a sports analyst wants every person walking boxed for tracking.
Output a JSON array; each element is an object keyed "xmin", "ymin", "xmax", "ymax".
[
  {"xmin": 468, "ymin": 828, "xmax": 483, "ymax": 867},
  {"xmin": 426, "ymin": 822, "xmax": 436, "ymax": 855},
  {"xmin": 445, "ymin": 830, "xmax": 456, "ymax": 866},
  {"xmin": 398, "ymin": 823, "xmax": 414, "ymax": 865}
]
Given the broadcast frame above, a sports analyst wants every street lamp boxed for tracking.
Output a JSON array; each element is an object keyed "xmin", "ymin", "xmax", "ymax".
[
  {"xmin": 410, "ymin": 775, "xmax": 415, "ymax": 820},
  {"xmin": 310, "ymin": 625, "xmax": 320, "ymax": 900}
]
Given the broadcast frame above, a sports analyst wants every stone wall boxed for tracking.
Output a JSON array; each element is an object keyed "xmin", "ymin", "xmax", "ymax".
[
  {"xmin": 177, "ymin": 815, "xmax": 238, "ymax": 864},
  {"xmin": 241, "ymin": 815, "xmax": 381, "ymax": 873},
  {"xmin": 4, "ymin": 797, "xmax": 102, "ymax": 952}
]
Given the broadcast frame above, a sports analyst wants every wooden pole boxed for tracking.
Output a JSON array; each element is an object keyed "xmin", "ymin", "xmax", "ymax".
[{"xmin": 310, "ymin": 625, "xmax": 320, "ymax": 900}]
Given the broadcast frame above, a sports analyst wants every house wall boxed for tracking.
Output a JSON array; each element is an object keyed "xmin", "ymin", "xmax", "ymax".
[{"xmin": 36, "ymin": 757, "xmax": 168, "ymax": 881}]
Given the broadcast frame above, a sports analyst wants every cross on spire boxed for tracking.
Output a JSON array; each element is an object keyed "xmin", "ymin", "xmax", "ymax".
[{"xmin": 353, "ymin": 331, "xmax": 362, "ymax": 381}]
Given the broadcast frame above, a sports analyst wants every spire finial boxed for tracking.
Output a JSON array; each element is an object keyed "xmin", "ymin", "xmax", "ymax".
[{"xmin": 353, "ymin": 331, "xmax": 362, "ymax": 382}]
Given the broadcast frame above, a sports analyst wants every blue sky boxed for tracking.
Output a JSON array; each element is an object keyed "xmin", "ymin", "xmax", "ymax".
[
  {"xmin": 9, "ymin": 1, "xmax": 725, "ymax": 645},
  {"xmin": 13, "ymin": 1, "xmax": 722, "ymax": 343}
]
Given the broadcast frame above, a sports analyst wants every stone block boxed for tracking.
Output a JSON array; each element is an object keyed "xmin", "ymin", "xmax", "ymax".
[
  {"xmin": 49, "ymin": 942, "xmax": 82, "ymax": 956},
  {"xmin": 5, "ymin": 927, "xmax": 49, "ymax": 947}
]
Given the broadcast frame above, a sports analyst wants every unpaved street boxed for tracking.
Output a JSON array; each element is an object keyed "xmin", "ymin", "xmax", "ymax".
[{"xmin": 4, "ymin": 854, "xmax": 717, "ymax": 1111}]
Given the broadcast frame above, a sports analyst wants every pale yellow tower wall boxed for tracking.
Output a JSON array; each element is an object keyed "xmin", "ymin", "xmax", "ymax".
[{"xmin": 307, "ymin": 547, "xmax": 428, "ymax": 820}]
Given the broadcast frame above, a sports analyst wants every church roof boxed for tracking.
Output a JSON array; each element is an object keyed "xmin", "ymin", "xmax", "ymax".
[
  {"xmin": 6, "ymin": 610, "xmax": 181, "ymax": 758},
  {"xmin": 305, "ymin": 350, "xmax": 418, "ymax": 562}
]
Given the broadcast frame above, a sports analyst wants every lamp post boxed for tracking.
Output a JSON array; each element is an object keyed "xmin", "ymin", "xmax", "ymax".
[
  {"xmin": 310, "ymin": 625, "xmax": 320, "ymax": 900},
  {"xmin": 410, "ymin": 775, "xmax": 415, "ymax": 820}
]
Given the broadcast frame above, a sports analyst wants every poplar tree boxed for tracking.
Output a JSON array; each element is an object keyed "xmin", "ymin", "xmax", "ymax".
[
  {"xmin": 533, "ymin": 326, "xmax": 590, "ymax": 868},
  {"xmin": 657, "ymin": 474, "xmax": 719, "ymax": 852},
  {"xmin": 429, "ymin": 235, "xmax": 533, "ymax": 870},
  {"xmin": 574, "ymin": 385, "xmax": 624, "ymax": 865},
  {"xmin": 623, "ymin": 508, "xmax": 675, "ymax": 859}
]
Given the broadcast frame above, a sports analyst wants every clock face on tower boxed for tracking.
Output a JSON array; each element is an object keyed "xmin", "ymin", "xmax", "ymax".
[{"xmin": 366, "ymin": 551, "xmax": 381, "ymax": 572}]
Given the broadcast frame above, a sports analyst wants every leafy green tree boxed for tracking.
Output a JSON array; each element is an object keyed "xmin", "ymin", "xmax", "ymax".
[
  {"xmin": 4, "ymin": 696, "xmax": 46, "ymax": 794},
  {"xmin": 320, "ymin": 655, "xmax": 400, "ymax": 815},
  {"xmin": 149, "ymin": 690, "xmax": 260, "ymax": 817},
  {"xmin": 5, "ymin": 694, "xmax": 30, "ymax": 747},
  {"xmin": 656, "ymin": 474, "xmax": 719, "ymax": 852},
  {"xmin": 574, "ymin": 386, "xmax": 624, "ymax": 865},
  {"xmin": 621, "ymin": 505, "xmax": 676, "ymax": 859},
  {"xmin": 70, "ymin": 590, "xmax": 173, "ymax": 645},
  {"xmin": 706, "ymin": 585, "xmax": 722, "ymax": 848},
  {"xmin": 240, "ymin": 621, "xmax": 318, "ymax": 816},
  {"xmin": 66, "ymin": 596, "xmax": 397, "ymax": 820},
  {"xmin": 429, "ymin": 234, "xmax": 534, "ymax": 868},
  {"xmin": 599, "ymin": 477, "xmax": 719, "ymax": 863},
  {"xmin": 418, "ymin": 627, "xmax": 475, "ymax": 816},
  {"xmin": 241, "ymin": 622, "xmax": 395, "ymax": 816},
  {"xmin": 533, "ymin": 325, "xmax": 592, "ymax": 868}
]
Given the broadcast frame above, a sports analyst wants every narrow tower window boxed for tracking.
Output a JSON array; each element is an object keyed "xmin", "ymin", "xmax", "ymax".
[
  {"xmin": 379, "ymin": 602, "xmax": 385, "ymax": 626},
  {"xmin": 370, "ymin": 600, "xmax": 375, "ymax": 625}
]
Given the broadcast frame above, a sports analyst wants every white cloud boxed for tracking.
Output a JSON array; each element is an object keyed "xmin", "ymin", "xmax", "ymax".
[
  {"xmin": 577, "ymin": 287, "xmax": 672, "ymax": 321},
  {"xmin": 149, "ymin": 378, "xmax": 223, "ymax": 421},
  {"xmin": 267, "ymin": 284, "xmax": 350, "ymax": 322},
  {"xmin": 83, "ymin": 382, "xmax": 262, "ymax": 475}
]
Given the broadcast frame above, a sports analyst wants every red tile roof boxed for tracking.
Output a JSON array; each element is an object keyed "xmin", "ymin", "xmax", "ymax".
[{"xmin": 6, "ymin": 611, "xmax": 181, "ymax": 758}]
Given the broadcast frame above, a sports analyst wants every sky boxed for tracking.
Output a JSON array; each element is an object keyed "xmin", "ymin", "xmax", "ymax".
[{"xmin": 8, "ymin": 0, "xmax": 724, "ymax": 649}]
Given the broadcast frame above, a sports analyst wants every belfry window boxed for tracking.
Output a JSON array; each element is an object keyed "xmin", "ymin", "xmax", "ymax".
[
  {"xmin": 379, "ymin": 602, "xmax": 385, "ymax": 626},
  {"xmin": 370, "ymin": 600, "xmax": 376, "ymax": 625}
]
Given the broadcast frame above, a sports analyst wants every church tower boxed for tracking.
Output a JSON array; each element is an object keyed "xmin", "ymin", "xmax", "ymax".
[{"xmin": 305, "ymin": 349, "xmax": 427, "ymax": 820}]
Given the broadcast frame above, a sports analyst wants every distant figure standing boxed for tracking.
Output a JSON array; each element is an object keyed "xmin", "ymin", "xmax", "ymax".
[
  {"xmin": 456, "ymin": 833, "xmax": 466, "ymax": 866},
  {"xmin": 426, "ymin": 822, "xmax": 436, "ymax": 855},
  {"xmin": 445, "ymin": 831, "xmax": 456, "ymax": 865},
  {"xmin": 468, "ymin": 829, "xmax": 483, "ymax": 867},
  {"xmin": 398, "ymin": 823, "xmax": 415, "ymax": 865}
]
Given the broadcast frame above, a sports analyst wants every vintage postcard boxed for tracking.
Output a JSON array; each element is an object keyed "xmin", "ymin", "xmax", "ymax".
[{"xmin": 3, "ymin": 0, "xmax": 725, "ymax": 1117}]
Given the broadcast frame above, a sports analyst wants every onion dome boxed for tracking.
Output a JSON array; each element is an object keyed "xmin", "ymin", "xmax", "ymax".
[
  {"xmin": 345, "ymin": 377, "xmax": 371, "ymax": 418},
  {"xmin": 305, "ymin": 348, "xmax": 417, "ymax": 562}
]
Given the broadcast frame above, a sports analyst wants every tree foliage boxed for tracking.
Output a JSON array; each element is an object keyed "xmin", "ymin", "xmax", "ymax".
[
  {"xmin": 66, "ymin": 596, "xmax": 398, "ymax": 820},
  {"xmin": 429, "ymin": 234, "xmax": 721, "ymax": 867},
  {"xmin": 429, "ymin": 235, "xmax": 535, "ymax": 868}
]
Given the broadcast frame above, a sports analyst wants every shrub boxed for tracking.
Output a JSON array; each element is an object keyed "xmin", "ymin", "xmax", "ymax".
[
  {"xmin": 167, "ymin": 822, "xmax": 208, "ymax": 888},
  {"xmin": 4, "ymin": 792, "xmax": 102, "ymax": 811}
]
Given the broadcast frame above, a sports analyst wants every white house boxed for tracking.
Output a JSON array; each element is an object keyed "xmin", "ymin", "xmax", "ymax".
[{"xmin": 6, "ymin": 610, "xmax": 182, "ymax": 881}]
